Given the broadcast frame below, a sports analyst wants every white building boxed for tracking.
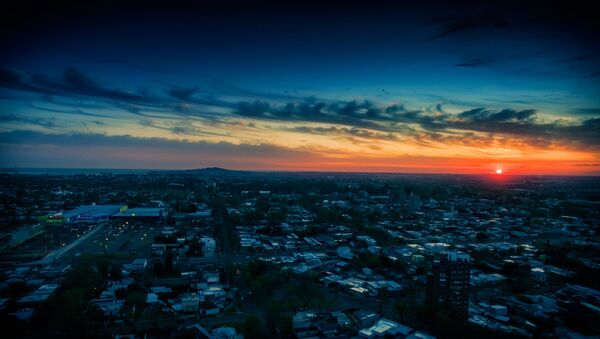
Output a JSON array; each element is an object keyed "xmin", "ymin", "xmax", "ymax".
[
  {"xmin": 359, "ymin": 318, "xmax": 414, "ymax": 338},
  {"xmin": 337, "ymin": 246, "xmax": 354, "ymax": 259},
  {"xmin": 199, "ymin": 237, "xmax": 216, "ymax": 257},
  {"xmin": 181, "ymin": 293, "xmax": 200, "ymax": 313},
  {"xmin": 124, "ymin": 259, "xmax": 147, "ymax": 271}
]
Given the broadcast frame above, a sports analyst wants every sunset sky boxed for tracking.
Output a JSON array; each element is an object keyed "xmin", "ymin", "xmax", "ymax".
[{"xmin": 1, "ymin": 1, "xmax": 599, "ymax": 174}]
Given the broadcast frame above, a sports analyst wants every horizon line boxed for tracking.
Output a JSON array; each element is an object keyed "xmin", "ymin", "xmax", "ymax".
[{"xmin": 2, "ymin": 166, "xmax": 599, "ymax": 177}]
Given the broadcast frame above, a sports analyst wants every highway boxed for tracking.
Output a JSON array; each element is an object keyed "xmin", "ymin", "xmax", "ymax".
[{"xmin": 31, "ymin": 221, "xmax": 109, "ymax": 265}]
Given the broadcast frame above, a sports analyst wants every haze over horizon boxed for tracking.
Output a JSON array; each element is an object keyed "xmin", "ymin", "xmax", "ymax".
[{"xmin": 1, "ymin": 1, "xmax": 600, "ymax": 175}]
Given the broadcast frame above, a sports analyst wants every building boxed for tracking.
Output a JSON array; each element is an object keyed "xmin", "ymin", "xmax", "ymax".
[
  {"xmin": 124, "ymin": 259, "xmax": 147, "ymax": 271},
  {"xmin": 292, "ymin": 310, "xmax": 319, "ymax": 338},
  {"xmin": 63, "ymin": 204, "xmax": 124, "ymax": 223},
  {"xmin": 199, "ymin": 237, "xmax": 216, "ymax": 257},
  {"xmin": 17, "ymin": 284, "xmax": 58, "ymax": 305},
  {"xmin": 359, "ymin": 318, "xmax": 413, "ymax": 338},
  {"xmin": 426, "ymin": 252, "xmax": 471, "ymax": 315},
  {"xmin": 181, "ymin": 293, "xmax": 200, "ymax": 313},
  {"xmin": 337, "ymin": 246, "xmax": 354, "ymax": 259},
  {"xmin": 407, "ymin": 193, "xmax": 422, "ymax": 211},
  {"xmin": 111, "ymin": 207, "xmax": 165, "ymax": 221},
  {"xmin": 212, "ymin": 326, "xmax": 243, "ymax": 339}
]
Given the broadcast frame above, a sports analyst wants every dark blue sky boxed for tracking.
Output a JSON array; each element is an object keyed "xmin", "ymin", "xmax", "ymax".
[{"xmin": 1, "ymin": 1, "xmax": 599, "ymax": 174}]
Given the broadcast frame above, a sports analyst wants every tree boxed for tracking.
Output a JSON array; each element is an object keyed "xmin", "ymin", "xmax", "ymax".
[
  {"xmin": 153, "ymin": 261, "xmax": 165, "ymax": 277},
  {"xmin": 164, "ymin": 252, "xmax": 174, "ymax": 274},
  {"xmin": 110, "ymin": 265, "xmax": 123, "ymax": 281},
  {"xmin": 86, "ymin": 304, "xmax": 106, "ymax": 323},
  {"xmin": 378, "ymin": 287, "xmax": 389, "ymax": 313},
  {"xmin": 55, "ymin": 287, "xmax": 86, "ymax": 324},
  {"xmin": 4, "ymin": 281, "xmax": 29, "ymax": 300},
  {"xmin": 125, "ymin": 291, "xmax": 146, "ymax": 314},
  {"xmin": 476, "ymin": 232, "xmax": 488, "ymax": 242},
  {"xmin": 395, "ymin": 302, "xmax": 410, "ymax": 321},
  {"xmin": 186, "ymin": 240, "xmax": 203, "ymax": 256},
  {"xmin": 244, "ymin": 313, "xmax": 263, "ymax": 338},
  {"xmin": 224, "ymin": 263, "xmax": 237, "ymax": 284}
]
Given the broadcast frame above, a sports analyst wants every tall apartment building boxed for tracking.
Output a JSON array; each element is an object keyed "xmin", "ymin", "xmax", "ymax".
[{"xmin": 426, "ymin": 251, "xmax": 471, "ymax": 315}]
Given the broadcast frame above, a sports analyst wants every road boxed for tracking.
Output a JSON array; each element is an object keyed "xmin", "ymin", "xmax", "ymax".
[{"xmin": 31, "ymin": 221, "xmax": 109, "ymax": 265}]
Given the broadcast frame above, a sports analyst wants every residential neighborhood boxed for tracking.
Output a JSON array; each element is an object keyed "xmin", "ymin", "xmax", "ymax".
[{"xmin": 0, "ymin": 170, "xmax": 598, "ymax": 338}]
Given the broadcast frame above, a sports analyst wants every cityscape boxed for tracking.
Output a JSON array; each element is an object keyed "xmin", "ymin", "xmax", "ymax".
[
  {"xmin": 1, "ymin": 1, "xmax": 599, "ymax": 338},
  {"xmin": 0, "ymin": 170, "xmax": 599, "ymax": 338}
]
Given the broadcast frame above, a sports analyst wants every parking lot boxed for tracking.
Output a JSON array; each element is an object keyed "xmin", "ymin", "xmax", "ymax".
[
  {"xmin": 2, "ymin": 223, "xmax": 98, "ymax": 263},
  {"xmin": 62, "ymin": 221, "xmax": 164, "ymax": 262}
]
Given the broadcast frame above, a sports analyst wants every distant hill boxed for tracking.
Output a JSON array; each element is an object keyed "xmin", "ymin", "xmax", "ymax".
[{"xmin": 183, "ymin": 167, "xmax": 242, "ymax": 175}]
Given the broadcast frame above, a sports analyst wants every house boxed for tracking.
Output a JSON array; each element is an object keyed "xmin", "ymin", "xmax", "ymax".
[
  {"xmin": 181, "ymin": 293, "xmax": 200, "ymax": 313},
  {"xmin": 201, "ymin": 300, "xmax": 220, "ymax": 316},
  {"xmin": 152, "ymin": 244, "xmax": 167, "ymax": 256},
  {"xmin": 355, "ymin": 311, "xmax": 379, "ymax": 328},
  {"xmin": 337, "ymin": 246, "xmax": 354, "ymax": 259},
  {"xmin": 18, "ymin": 284, "xmax": 58, "ymax": 305},
  {"xmin": 91, "ymin": 297, "xmax": 125, "ymax": 316},
  {"xmin": 203, "ymin": 271, "xmax": 220, "ymax": 284},
  {"xmin": 531, "ymin": 268, "xmax": 546, "ymax": 282},
  {"xmin": 9, "ymin": 308, "xmax": 35, "ymax": 321},
  {"xmin": 293, "ymin": 310, "xmax": 319, "ymax": 338},
  {"xmin": 332, "ymin": 311, "xmax": 351, "ymax": 328},
  {"xmin": 124, "ymin": 259, "xmax": 147, "ymax": 271},
  {"xmin": 359, "ymin": 318, "xmax": 414, "ymax": 338},
  {"xmin": 199, "ymin": 237, "xmax": 216, "ymax": 257},
  {"xmin": 213, "ymin": 326, "xmax": 243, "ymax": 339},
  {"xmin": 146, "ymin": 293, "xmax": 159, "ymax": 304}
]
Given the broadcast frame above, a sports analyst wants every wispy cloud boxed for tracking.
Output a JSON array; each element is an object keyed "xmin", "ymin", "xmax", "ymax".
[
  {"xmin": 429, "ymin": 11, "xmax": 509, "ymax": 40},
  {"xmin": 0, "ymin": 67, "xmax": 158, "ymax": 105},
  {"xmin": 0, "ymin": 113, "xmax": 57, "ymax": 129},
  {"xmin": 1, "ymin": 67, "xmax": 599, "ymax": 153},
  {"xmin": 0, "ymin": 130, "xmax": 320, "ymax": 170},
  {"xmin": 288, "ymin": 126, "xmax": 402, "ymax": 141}
]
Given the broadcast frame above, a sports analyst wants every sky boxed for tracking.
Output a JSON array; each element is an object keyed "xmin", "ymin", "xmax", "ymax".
[{"xmin": 1, "ymin": 1, "xmax": 599, "ymax": 175}]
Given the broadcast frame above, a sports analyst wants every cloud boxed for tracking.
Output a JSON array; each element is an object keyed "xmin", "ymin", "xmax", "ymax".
[
  {"xmin": 288, "ymin": 126, "xmax": 401, "ymax": 141},
  {"xmin": 166, "ymin": 85, "xmax": 237, "ymax": 110},
  {"xmin": 572, "ymin": 108, "xmax": 600, "ymax": 116},
  {"xmin": 168, "ymin": 86, "xmax": 199, "ymax": 101},
  {"xmin": 429, "ymin": 12, "xmax": 509, "ymax": 40},
  {"xmin": 0, "ymin": 67, "xmax": 241, "ymax": 126},
  {"xmin": 237, "ymin": 100, "xmax": 599, "ymax": 149},
  {"xmin": 457, "ymin": 108, "xmax": 536, "ymax": 122},
  {"xmin": 0, "ymin": 113, "xmax": 57, "ymax": 129},
  {"xmin": 236, "ymin": 99, "xmax": 424, "ymax": 132},
  {"xmin": 2, "ymin": 67, "xmax": 599, "ymax": 153},
  {"xmin": 0, "ymin": 68, "xmax": 51, "ymax": 94},
  {"xmin": 207, "ymin": 80, "xmax": 307, "ymax": 102},
  {"xmin": 0, "ymin": 130, "xmax": 260, "ymax": 152},
  {"xmin": 573, "ymin": 163, "xmax": 600, "ymax": 167},
  {"xmin": 0, "ymin": 130, "xmax": 320, "ymax": 170},
  {"xmin": 49, "ymin": 67, "xmax": 157, "ymax": 103},
  {"xmin": 94, "ymin": 58, "xmax": 184, "ymax": 75},
  {"xmin": 557, "ymin": 55, "xmax": 590, "ymax": 63},
  {"xmin": 29, "ymin": 104, "xmax": 122, "ymax": 120},
  {"xmin": 1, "ymin": 67, "xmax": 161, "ymax": 105}
]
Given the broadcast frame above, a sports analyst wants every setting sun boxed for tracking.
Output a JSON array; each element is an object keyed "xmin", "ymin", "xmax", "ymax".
[{"xmin": 496, "ymin": 169, "xmax": 503, "ymax": 175}]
